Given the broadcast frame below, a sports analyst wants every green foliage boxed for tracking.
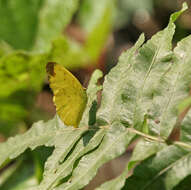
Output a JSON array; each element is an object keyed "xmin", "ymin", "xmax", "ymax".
[
  {"xmin": 0, "ymin": 0, "xmax": 42, "ymax": 50},
  {"xmin": 0, "ymin": 158, "xmax": 38, "ymax": 190},
  {"xmin": 0, "ymin": 51, "xmax": 47, "ymax": 136},
  {"xmin": 34, "ymin": 0, "xmax": 80, "ymax": 52},
  {"xmin": 1, "ymin": 2, "xmax": 191, "ymax": 190},
  {"xmin": 97, "ymin": 2, "xmax": 188, "ymax": 138},
  {"xmin": 79, "ymin": 69, "xmax": 103, "ymax": 127},
  {"xmin": 78, "ymin": 0, "xmax": 115, "ymax": 60},
  {"xmin": 0, "ymin": 0, "xmax": 113, "ymax": 136},
  {"xmin": 0, "ymin": 0, "xmax": 79, "ymax": 52}
]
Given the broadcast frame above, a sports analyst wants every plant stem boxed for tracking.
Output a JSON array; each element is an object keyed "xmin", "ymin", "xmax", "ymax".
[
  {"xmin": 127, "ymin": 128, "xmax": 165, "ymax": 143},
  {"xmin": 60, "ymin": 126, "xmax": 191, "ymax": 150},
  {"xmin": 127, "ymin": 127, "xmax": 191, "ymax": 150}
]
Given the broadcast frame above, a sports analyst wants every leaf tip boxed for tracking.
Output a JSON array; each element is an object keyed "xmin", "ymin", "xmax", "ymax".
[
  {"xmin": 138, "ymin": 33, "xmax": 145, "ymax": 44},
  {"xmin": 94, "ymin": 69, "xmax": 103, "ymax": 78},
  {"xmin": 182, "ymin": 2, "xmax": 188, "ymax": 11},
  {"xmin": 169, "ymin": 2, "xmax": 188, "ymax": 23}
]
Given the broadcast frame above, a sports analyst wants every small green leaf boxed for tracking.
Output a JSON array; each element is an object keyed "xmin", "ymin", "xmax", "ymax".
[{"xmin": 169, "ymin": 2, "xmax": 188, "ymax": 23}]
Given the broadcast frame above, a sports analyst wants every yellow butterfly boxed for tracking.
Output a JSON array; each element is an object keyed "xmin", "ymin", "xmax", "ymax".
[{"xmin": 46, "ymin": 62, "xmax": 87, "ymax": 127}]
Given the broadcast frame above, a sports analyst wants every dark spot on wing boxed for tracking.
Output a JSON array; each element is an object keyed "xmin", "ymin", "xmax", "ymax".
[{"xmin": 46, "ymin": 62, "xmax": 56, "ymax": 76}]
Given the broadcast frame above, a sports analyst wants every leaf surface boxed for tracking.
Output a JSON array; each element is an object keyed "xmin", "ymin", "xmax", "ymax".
[
  {"xmin": 123, "ymin": 145, "xmax": 191, "ymax": 190},
  {"xmin": 55, "ymin": 122, "xmax": 135, "ymax": 190},
  {"xmin": 80, "ymin": 69, "xmax": 103, "ymax": 127},
  {"xmin": 97, "ymin": 33, "xmax": 145, "ymax": 125},
  {"xmin": 37, "ymin": 129, "xmax": 105, "ymax": 190},
  {"xmin": 0, "ymin": 116, "xmax": 85, "ymax": 167},
  {"xmin": 98, "ymin": 3, "xmax": 188, "ymax": 139}
]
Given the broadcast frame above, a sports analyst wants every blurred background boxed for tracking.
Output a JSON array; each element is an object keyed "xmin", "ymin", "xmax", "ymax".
[{"xmin": 0, "ymin": 0, "xmax": 191, "ymax": 189}]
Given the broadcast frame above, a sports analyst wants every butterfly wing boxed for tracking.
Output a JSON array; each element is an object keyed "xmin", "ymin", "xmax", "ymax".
[{"xmin": 46, "ymin": 62, "xmax": 87, "ymax": 127}]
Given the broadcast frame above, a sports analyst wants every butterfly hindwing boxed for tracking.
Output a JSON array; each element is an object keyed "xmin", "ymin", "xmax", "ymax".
[{"xmin": 46, "ymin": 62, "xmax": 87, "ymax": 127}]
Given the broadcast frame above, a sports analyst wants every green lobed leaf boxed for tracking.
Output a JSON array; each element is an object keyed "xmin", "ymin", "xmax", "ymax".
[
  {"xmin": 124, "ymin": 7, "xmax": 191, "ymax": 186},
  {"xmin": 98, "ymin": 3, "xmax": 188, "ymax": 139},
  {"xmin": 157, "ymin": 32, "xmax": 191, "ymax": 138},
  {"xmin": 0, "ymin": 115, "xmax": 90, "ymax": 189},
  {"xmin": 97, "ymin": 33, "xmax": 145, "ymax": 125},
  {"xmin": 41, "ymin": 129, "xmax": 85, "ymax": 181},
  {"xmin": 94, "ymin": 139, "xmax": 165, "ymax": 190},
  {"xmin": 0, "ymin": 116, "xmax": 84, "ymax": 167},
  {"xmin": 37, "ymin": 129, "xmax": 105, "ymax": 190},
  {"xmin": 95, "ymin": 140, "xmax": 165, "ymax": 190},
  {"xmin": 0, "ymin": 118, "xmax": 53, "ymax": 166},
  {"xmin": 55, "ymin": 122, "xmax": 135, "ymax": 190}
]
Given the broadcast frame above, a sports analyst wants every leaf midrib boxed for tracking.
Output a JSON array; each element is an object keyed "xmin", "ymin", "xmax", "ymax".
[{"xmin": 133, "ymin": 34, "xmax": 163, "ymax": 125}]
